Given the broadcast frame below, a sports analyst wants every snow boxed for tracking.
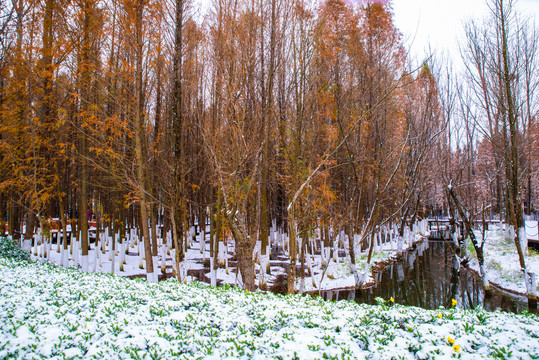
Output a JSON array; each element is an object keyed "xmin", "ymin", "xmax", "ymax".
[
  {"xmin": 467, "ymin": 222, "xmax": 539, "ymax": 295},
  {"xmin": 1, "ymin": 257, "xmax": 538, "ymax": 359},
  {"xmin": 25, "ymin": 217, "xmax": 538, "ymax": 307},
  {"xmin": 29, "ymin": 222, "xmax": 428, "ymax": 294},
  {"xmin": 526, "ymin": 221, "xmax": 538, "ymax": 241}
]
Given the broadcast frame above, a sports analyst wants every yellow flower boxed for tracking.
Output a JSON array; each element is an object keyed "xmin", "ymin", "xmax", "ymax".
[
  {"xmin": 452, "ymin": 298, "xmax": 457, "ymax": 307},
  {"xmin": 447, "ymin": 336, "xmax": 455, "ymax": 344},
  {"xmin": 453, "ymin": 344, "xmax": 460, "ymax": 353},
  {"xmin": 390, "ymin": 297, "xmax": 395, "ymax": 303},
  {"xmin": 437, "ymin": 313, "xmax": 442, "ymax": 319}
]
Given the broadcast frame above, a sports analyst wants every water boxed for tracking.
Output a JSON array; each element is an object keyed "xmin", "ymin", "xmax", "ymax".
[{"xmin": 314, "ymin": 240, "xmax": 536, "ymax": 314}]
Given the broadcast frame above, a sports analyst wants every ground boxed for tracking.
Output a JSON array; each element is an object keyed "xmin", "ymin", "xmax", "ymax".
[
  {"xmin": 1, "ymin": 257, "xmax": 538, "ymax": 359},
  {"xmin": 467, "ymin": 223, "xmax": 539, "ymax": 295},
  {"xmin": 27, "ymin": 220, "xmax": 539, "ymax": 297},
  {"xmin": 30, "ymin": 223, "xmax": 427, "ymax": 293}
]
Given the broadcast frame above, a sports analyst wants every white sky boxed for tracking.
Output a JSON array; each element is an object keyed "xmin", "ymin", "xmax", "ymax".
[
  {"xmin": 393, "ymin": 0, "xmax": 539, "ymax": 68},
  {"xmin": 194, "ymin": 0, "xmax": 539, "ymax": 69}
]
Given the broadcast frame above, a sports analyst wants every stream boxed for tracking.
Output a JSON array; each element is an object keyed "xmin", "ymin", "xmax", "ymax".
[{"xmin": 314, "ymin": 240, "xmax": 537, "ymax": 314}]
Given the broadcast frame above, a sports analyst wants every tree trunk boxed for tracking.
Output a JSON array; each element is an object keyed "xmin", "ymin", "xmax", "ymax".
[
  {"xmin": 150, "ymin": 203, "xmax": 158, "ymax": 257},
  {"xmin": 133, "ymin": 0, "xmax": 155, "ymax": 282},
  {"xmin": 171, "ymin": 207, "xmax": 182, "ymax": 282},
  {"xmin": 58, "ymin": 194, "xmax": 69, "ymax": 267},
  {"xmin": 447, "ymin": 185, "xmax": 490, "ymax": 291},
  {"xmin": 287, "ymin": 208, "xmax": 297, "ymax": 293},
  {"xmin": 23, "ymin": 211, "xmax": 35, "ymax": 252},
  {"xmin": 236, "ymin": 237, "xmax": 256, "ymax": 291},
  {"xmin": 228, "ymin": 214, "xmax": 256, "ymax": 291},
  {"xmin": 498, "ymin": 0, "xmax": 532, "ymax": 302}
]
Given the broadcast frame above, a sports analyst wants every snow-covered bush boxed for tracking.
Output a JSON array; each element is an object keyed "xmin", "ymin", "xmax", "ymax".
[{"xmin": 0, "ymin": 237, "xmax": 30, "ymax": 262}]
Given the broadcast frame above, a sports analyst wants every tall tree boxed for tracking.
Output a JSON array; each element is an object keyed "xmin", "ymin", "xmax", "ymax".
[{"xmin": 462, "ymin": 0, "xmax": 537, "ymax": 303}]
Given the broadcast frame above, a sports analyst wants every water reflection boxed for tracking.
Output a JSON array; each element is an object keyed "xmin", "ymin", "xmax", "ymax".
[{"xmin": 316, "ymin": 240, "xmax": 535, "ymax": 314}]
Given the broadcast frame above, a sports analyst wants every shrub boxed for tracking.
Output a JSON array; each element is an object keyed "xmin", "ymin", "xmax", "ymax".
[{"xmin": 0, "ymin": 237, "xmax": 31, "ymax": 262}]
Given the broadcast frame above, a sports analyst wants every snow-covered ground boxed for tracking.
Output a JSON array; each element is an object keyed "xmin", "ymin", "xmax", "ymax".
[
  {"xmin": 467, "ymin": 222, "xmax": 539, "ymax": 295},
  {"xmin": 1, "ymin": 258, "xmax": 538, "ymax": 360},
  {"xmin": 299, "ymin": 231, "xmax": 427, "ymax": 292},
  {"xmin": 28, "ymin": 218, "xmax": 539, "ymax": 299},
  {"xmin": 29, "ymin": 222, "xmax": 429, "ymax": 293}
]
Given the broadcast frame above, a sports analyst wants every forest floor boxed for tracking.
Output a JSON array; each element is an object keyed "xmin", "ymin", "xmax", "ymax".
[
  {"xmin": 29, "ymin": 220, "xmax": 539, "ymax": 297},
  {"xmin": 1, "ymin": 256, "xmax": 538, "ymax": 360},
  {"xmin": 31, "ymin": 226, "xmax": 427, "ymax": 294},
  {"xmin": 467, "ymin": 222, "xmax": 539, "ymax": 295}
]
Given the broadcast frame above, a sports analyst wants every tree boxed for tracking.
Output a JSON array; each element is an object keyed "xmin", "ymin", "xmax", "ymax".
[
  {"xmin": 74, "ymin": 0, "xmax": 103, "ymax": 271},
  {"xmin": 462, "ymin": 0, "xmax": 538, "ymax": 303}
]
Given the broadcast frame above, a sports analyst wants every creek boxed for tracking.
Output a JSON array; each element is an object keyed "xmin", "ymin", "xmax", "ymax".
[{"xmin": 314, "ymin": 240, "xmax": 536, "ymax": 314}]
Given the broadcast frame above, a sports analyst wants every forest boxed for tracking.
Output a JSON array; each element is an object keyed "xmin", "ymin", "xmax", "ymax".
[{"xmin": 0, "ymin": 0, "xmax": 538, "ymax": 304}]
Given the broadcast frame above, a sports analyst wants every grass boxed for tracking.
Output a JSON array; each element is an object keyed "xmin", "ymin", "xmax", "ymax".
[{"xmin": 529, "ymin": 248, "xmax": 539, "ymax": 257}]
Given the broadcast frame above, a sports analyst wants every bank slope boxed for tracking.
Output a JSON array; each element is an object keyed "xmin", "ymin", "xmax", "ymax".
[{"xmin": 0, "ymin": 259, "xmax": 538, "ymax": 360}]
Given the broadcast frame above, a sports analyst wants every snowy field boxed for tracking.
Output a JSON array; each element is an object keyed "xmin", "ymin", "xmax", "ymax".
[
  {"xmin": 1, "ymin": 257, "xmax": 538, "ymax": 360},
  {"xmin": 467, "ymin": 223, "xmax": 539, "ymax": 295}
]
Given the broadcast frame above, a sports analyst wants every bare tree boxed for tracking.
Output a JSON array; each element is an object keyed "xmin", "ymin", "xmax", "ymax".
[{"xmin": 462, "ymin": 0, "xmax": 538, "ymax": 303}]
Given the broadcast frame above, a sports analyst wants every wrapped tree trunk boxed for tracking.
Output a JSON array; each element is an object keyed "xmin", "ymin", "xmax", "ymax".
[
  {"xmin": 447, "ymin": 185, "xmax": 490, "ymax": 292},
  {"xmin": 133, "ymin": 0, "xmax": 155, "ymax": 283}
]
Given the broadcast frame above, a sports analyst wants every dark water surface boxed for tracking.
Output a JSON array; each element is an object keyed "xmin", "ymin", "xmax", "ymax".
[{"xmin": 315, "ymin": 240, "xmax": 536, "ymax": 314}]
